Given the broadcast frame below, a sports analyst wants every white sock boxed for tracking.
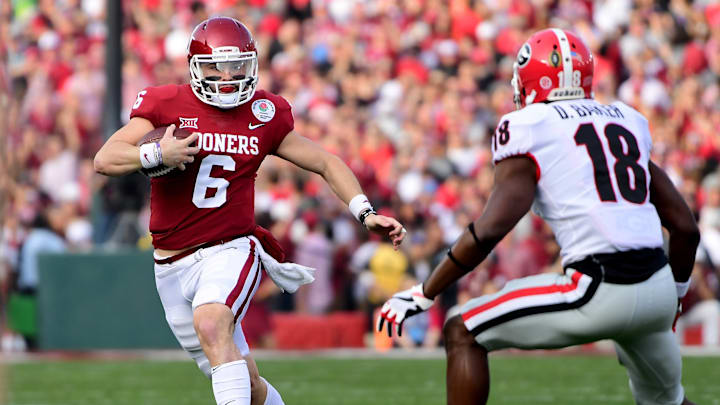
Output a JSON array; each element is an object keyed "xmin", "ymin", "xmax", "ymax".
[
  {"xmin": 211, "ymin": 360, "xmax": 251, "ymax": 405},
  {"xmin": 260, "ymin": 377, "xmax": 285, "ymax": 405}
]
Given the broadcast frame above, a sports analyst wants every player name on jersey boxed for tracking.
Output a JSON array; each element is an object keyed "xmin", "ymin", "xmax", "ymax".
[
  {"xmin": 195, "ymin": 132, "xmax": 259, "ymax": 155},
  {"xmin": 552, "ymin": 103, "xmax": 625, "ymax": 120}
]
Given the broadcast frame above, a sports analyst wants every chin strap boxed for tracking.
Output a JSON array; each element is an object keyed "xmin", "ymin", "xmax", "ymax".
[{"xmin": 213, "ymin": 93, "xmax": 241, "ymax": 109}]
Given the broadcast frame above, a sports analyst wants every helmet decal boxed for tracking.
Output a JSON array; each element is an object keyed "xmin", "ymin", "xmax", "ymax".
[
  {"xmin": 539, "ymin": 76, "xmax": 553, "ymax": 89},
  {"xmin": 517, "ymin": 43, "xmax": 531, "ymax": 68},
  {"xmin": 549, "ymin": 50, "xmax": 561, "ymax": 67}
]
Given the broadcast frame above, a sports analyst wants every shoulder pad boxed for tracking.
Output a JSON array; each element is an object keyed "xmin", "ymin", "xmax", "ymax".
[
  {"xmin": 254, "ymin": 90, "xmax": 291, "ymax": 111},
  {"xmin": 501, "ymin": 103, "xmax": 552, "ymax": 127},
  {"xmin": 610, "ymin": 101, "xmax": 647, "ymax": 125},
  {"xmin": 143, "ymin": 84, "xmax": 181, "ymax": 101}
]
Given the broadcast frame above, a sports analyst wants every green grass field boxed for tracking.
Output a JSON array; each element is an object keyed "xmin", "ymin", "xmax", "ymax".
[{"xmin": 5, "ymin": 354, "xmax": 720, "ymax": 405}]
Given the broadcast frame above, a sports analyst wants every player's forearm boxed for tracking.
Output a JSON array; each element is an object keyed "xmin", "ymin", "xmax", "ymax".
[
  {"xmin": 423, "ymin": 157, "xmax": 537, "ymax": 298},
  {"xmin": 648, "ymin": 162, "xmax": 700, "ymax": 282},
  {"xmin": 423, "ymin": 232, "xmax": 481, "ymax": 298},
  {"xmin": 318, "ymin": 154, "xmax": 364, "ymax": 205},
  {"xmin": 94, "ymin": 141, "xmax": 143, "ymax": 177},
  {"xmin": 423, "ymin": 221, "xmax": 504, "ymax": 298},
  {"xmin": 666, "ymin": 230, "xmax": 700, "ymax": 283}
]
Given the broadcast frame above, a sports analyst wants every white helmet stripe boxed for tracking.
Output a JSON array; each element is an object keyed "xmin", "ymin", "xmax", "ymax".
[{"xmin": 551, "ymin": 28, "xmax": 573, "ymax": 88}]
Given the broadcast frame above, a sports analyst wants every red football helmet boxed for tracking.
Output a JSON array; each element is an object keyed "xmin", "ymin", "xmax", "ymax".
[
  {"xmin": 511, "ymin": 28, "xmax": 594, "ymax": 109},
  {"xmin": 187, "ymin": 17, "xmax": 258, "ymax": 108}
]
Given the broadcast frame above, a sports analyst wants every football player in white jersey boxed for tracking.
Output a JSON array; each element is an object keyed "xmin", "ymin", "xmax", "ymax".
[{"xmin": 378, "ymin": 29, "xmax": 699, "ymax": 405}]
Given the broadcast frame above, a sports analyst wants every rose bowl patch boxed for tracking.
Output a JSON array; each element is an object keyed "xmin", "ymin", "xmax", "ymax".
[{"xmin": 252, "ymin": 99, "xmax": 276, "ymax": 122}]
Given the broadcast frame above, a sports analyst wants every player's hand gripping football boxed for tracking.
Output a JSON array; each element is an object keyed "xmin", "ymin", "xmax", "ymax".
[
  {"xmin": 363, "ymin": 213, "xmax": 407, "ymax": 249},
  {"xmin": 377, "ymin": 283, "xmax": 434, "ymax": 337},
  {"xmin": 158, "ymin": 124, "xmax": 200, "ymax": 171}
]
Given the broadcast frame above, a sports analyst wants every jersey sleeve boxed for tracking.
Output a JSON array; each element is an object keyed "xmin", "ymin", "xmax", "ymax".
[
  {"xmin": 491, "ymin": 112, "xmax": 535, "ymax": 165},
  {"xmin": 269, "ymin": 95, "xmax": 294, "ymax": 155},
  {"xmin": 129, "ymin": 85, "xmax": 179, "ymax": 127}
]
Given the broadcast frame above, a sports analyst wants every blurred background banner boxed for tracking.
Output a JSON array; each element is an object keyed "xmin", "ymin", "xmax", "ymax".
[
  {"xmin": 36, "ymin": 251, "xmax": 177, "ymax": 350},
  {"xmin": 1, "ymin": 0, "xmax": 719, "ymax": 352}
]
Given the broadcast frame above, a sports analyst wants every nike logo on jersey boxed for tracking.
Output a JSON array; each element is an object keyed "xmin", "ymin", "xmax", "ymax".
[
  {"xmin": 144, "ymin": 153, "xmax": 150, "ymax": 162},
  {"xmin": 248, "ymin": 123, "xmax": 265, "ymax": 130}
]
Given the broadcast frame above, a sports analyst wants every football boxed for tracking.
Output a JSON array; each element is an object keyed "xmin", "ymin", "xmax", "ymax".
[{"xmin": 137, "ymin": 126, "xmax": 195, "ymax": 177}]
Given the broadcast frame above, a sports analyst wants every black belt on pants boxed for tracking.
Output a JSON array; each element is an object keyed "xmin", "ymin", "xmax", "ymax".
[{"xmin": 564, "ymin": 248, "xmax": 668, "ymax": 284}]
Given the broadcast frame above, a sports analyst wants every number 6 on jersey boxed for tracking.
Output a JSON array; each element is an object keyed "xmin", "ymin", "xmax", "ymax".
[{"xmin": 192, "ymin": 155, "xmax": 235, "ymax": 208}]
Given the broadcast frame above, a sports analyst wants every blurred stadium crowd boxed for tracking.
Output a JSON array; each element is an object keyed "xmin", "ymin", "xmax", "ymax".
[{"xmin": 1, "ymin": 0, "xmax": 719, "ymax": 350}]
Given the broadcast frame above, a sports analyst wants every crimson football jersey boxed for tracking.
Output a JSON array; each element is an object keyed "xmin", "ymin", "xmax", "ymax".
[{"xmin": 130, "ymin": 84, "xmax": 293, "ymax": 249}]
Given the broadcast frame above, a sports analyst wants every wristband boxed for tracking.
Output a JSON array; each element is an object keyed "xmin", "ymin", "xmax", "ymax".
[
  {"xmin": 155, "ymin": 142, "xmax": 162, "ymax": 165},
  {"xmin": 447, "ymin": 249, "xmax": 474, "ymax": 272},
  {"xmin": 676, "ymin": 280, "xmax": 691, "ymax": 298},
  {"xmin": 468, "ymin": 222, "xmax": 481, "ymax": 247},
  {"xmin": 359, "ymin": 208, "xmax": 376, "ymax": 226},
  {"xmin": 349, "ymin": 194, "xmax": 373, "ymax": 221},
  {"xmin": 139, "ymin": 142, "xmax": 163, "ymax": 169}
]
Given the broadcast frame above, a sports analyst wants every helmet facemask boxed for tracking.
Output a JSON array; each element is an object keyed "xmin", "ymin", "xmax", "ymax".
[
  {"xmin": 189, "ymin": 46, "xmax": 258, "ymax": 109},
  {"xmin": 511, "ymin": 62, "xmax": 537, "ymax": 110}
]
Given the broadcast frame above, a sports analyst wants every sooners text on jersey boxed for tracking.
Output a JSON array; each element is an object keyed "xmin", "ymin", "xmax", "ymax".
[{"xmin": 130, "ymin": 84, "xmax": 293, "ymax": 249}]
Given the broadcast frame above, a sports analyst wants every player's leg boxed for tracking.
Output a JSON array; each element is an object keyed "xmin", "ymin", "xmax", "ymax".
[
  {"xmin": 449, "ymin": 270, "xmax": 606, "ymax": 405},
  {"xmin": 461, "ymin": 270, "xmax": 604, "ymax": 351},
  {"xmin": 195, "ymin": 303, "xmax": 242, "ymax": 363},
  {"xmin": 192, "ymin": 238, "xmax": 263, "ymax": 405},
  {"xmin": 259, "ymin": 377, "xmax": 283, "ymax": 405},
  {"xmin": 243, "ymin": 355, "xmax": 284, "ymax": 405},
  {"xmin": 154, "ymin": 255, "xmax": 212, "ymax": 376},
  {"xmin": 613, "ymin": 266, "xmax": 695, "ymax": 405},
  {"xmin": 614, "ymin": 330, "xmax": 694, "ymax": 405},
  {"xmin": 443, "ymin": 315, "xmax": 489, "ymax": 405},
  {"xmin": 194, "ymin": 303, "xmax": 252, "ymax": 405},
  {"xmin": 232, "ymin": 320, "xmax": 284, "ymax": 405}
]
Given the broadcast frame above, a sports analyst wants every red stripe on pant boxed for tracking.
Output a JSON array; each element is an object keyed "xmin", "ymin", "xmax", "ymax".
[
  {"xmin": 462, "ymin": 270, "xmax": 583, "ymax": 322},
  {"xmin": 225, "ymin": 239, "xmax": 256, "ymax": 317},
  {"xmin": 234, "ymin": 264, "xmax": 261, "ymax": 323}
]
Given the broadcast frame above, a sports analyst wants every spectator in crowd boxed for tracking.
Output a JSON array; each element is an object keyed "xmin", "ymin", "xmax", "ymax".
[
  {"xmin": 17, "ymin": 208, "xmax": 66, "ymax": 294},
  {"xmin": 676, "ymin": 257, "xmax": 720, "ymax": 346},
  {"xmin": 9, "ymin": 206, "xmax": 67, "ymax": 349},
  {"xmin": 293, "ymin": 211, "xmax": 334, "ymax": 314},
  {"xmin": 676, "ymin": 172, "xmax": 720, "ymax": 346}
]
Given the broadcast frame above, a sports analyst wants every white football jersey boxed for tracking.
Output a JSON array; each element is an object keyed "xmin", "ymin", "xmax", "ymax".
[{"xmin": 491, "ymin": 99, "xmax": 664, "ymax": 265}]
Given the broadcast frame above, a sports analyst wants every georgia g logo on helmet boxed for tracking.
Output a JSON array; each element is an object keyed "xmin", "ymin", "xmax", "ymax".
[{"xmin": 517, "ymin": 43, "xmax": 531, "ymax": 68}]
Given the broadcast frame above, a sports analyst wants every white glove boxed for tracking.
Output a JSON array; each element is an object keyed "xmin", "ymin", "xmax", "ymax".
[
  {"xmin": 249, "ymin": 236, "xmax": 316, "ymax": 293},
  {"xmin": 377, "ymin": 283, "xmax": 434, "ymax": 337}
]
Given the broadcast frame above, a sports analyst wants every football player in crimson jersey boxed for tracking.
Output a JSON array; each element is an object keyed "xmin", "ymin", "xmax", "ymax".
[
  {"xmin": 94, "ymin": 17, "xmax": 406, "ymax": 405},
  {"xmin": 378, "ymin": 29, "xmax": 698, "ymax": 405}
]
